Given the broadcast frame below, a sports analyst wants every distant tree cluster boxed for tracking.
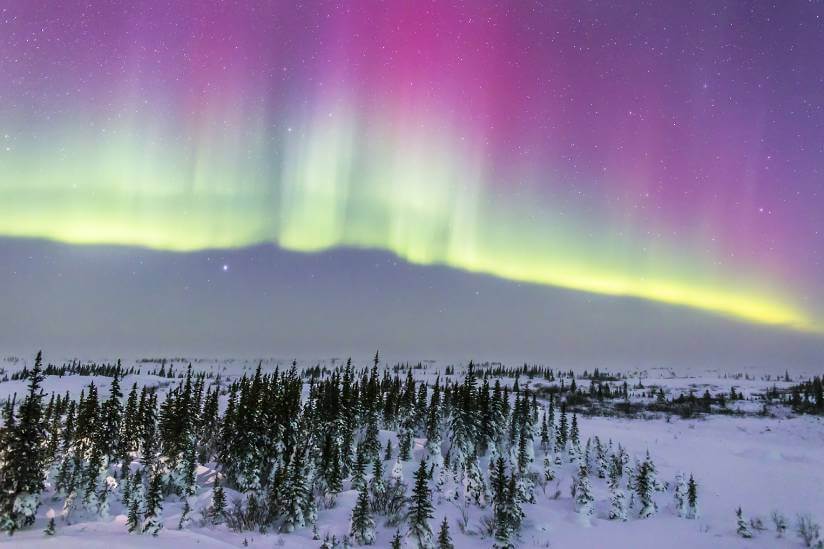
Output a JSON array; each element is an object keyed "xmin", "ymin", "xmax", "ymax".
[
  {"xmin": 10, "ymin": 359, "xmax": 137, "ymax": 381},
  {"xmin": 789, "ymin": 376, "xmax": 824, "ymax": 415}
]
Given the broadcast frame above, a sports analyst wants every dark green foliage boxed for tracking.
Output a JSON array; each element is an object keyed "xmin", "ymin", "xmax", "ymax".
[
  {"xmin": 350, "ymin": 483, "xmax": 375, "ymax": 545},
  {"xmin": 407, "ymin": 459, "xmax": 434, "ymax": 546},
  {"xmin": 0, "ymin": 351, "xmax": 47, "ymax": 533},
  {"xmin": 437, "ymin": 516, "xmax": 454, "ymax": 549}
]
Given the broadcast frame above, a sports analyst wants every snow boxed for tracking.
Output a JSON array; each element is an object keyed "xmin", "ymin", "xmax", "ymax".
[{"xmin": 2, "ymin": 357, "xmax": 823, "ymax": 548}]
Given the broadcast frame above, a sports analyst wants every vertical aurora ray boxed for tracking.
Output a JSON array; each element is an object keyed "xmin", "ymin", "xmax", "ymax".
[{"xmin": 0, "ymin": 1, "xmax": 821, "ymax": 331}]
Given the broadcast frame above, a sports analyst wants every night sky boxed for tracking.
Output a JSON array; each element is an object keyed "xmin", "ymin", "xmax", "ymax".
[{"xmin": 1, "ymin": 1, "xmax": 823, "ymax": 366}]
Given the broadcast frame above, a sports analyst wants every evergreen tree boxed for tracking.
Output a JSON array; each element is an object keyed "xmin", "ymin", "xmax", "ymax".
[
  {"xmin": 595, "ymin": 438, "xmax": 608, "ymax": 479},
  {"xmin": 539, "ymin": 406, "xmax": 550, "ymax": 453},
  {"xmin": 608, "ymin": 455, "xmax": 627, "ymax": 521},
  {"xmin": 350, "ymin": 484, "xmax": 376, "ymax": 545},
  {"xmin": 674, "ymin": 473, "xmax": 688, "ymax": 518},
  {"xmin": 210, "ymin": 477, "xmax": 227, "ymax": 524},
  {"xmin": 636, "ymin": 455, "xmax": 657, "ymax": 519},
  {"xmin": 126, "ymin": 493, "xmax": 142, "ymax": 534},
  {"xmin": 101, "ymin": 372, "xmax": 124, "ymax": 459},
  {"xmin": 686, "ymin": 475, "xmax": 699, "ymax": 519},
  {"xmin": 736, "ymin": 507, "xmax": 753, "ymax": 538},
  {"xmin": 0, "ymin": 351, "xmax": 47, "ymax": 533},
  {"xmin": 326, "ymin": 442, "xmax": 343, "ymax": 506},
  {"xmin": 556, "ymin": 403, "xmax": 568, "ymax": 452},
  {"xmin": 570, "ymin": 413, "xmax": 580, "ymax": 447},
  {"xmin": 351, "ymin": 446, "xmax": 367, "ymax": 491},
  {"xmin": 437, "ymin": 516, "xmax": 454, "ymax": 549},
  {"xmin": 143, "ymin": 472, "xmax": 163, "ymax": 536},
  {"xmin": 369, "ymin": 457, "xmax": 386, "ymax": 513},
  {"xmin": 490, "ymin": 457, "xmax": 507, "ymax": 508},
  {"xmin": 390, "ymin": 530, "xmax": 403, "ymax": 549},
  {"xmin": 575, "ymin": 462, "xmax": 595, "ymax": 523},
  {"xmin": 407, "ymin": 459, "xmax": 434, "ymax": 549},
  {"xmin": 399, "ymin": 429, "xmax": 413, "ymax": 461},
  {"xmin": 494, "ymin": 473, "xmax": 523, "ymax": 544},
  {"xmin": 362, "ymin": 413, "xmax": 382, "ymax": 463}
]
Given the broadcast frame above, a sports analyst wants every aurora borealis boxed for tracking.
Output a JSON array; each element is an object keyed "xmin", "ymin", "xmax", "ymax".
[{"xmin": 2, "ymin": 1, "xmax": 824, "ymax": 349}]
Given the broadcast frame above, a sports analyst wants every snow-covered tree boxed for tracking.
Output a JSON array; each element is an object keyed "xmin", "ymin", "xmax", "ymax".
[
  {"xmin": 636, "ymin": 455, "xmax": 657, "ymax": 519},
  {"xmin": 542, "ymin": 455, "xmax": 556, "ymax": 482},
  {"xmin": 608, "ymin": 456, "xmax": 627, "ymax": 521},
  {"xmin": 686, "ymin": 474, "xmax": 699, "ymax": 519},
  {"xmin": 575, "ymin": 462, "xmax": 595, "ymax": 524},
  {"xmin": 674, "ymin": 472, "xmax": 688, "ymax": 518},
  {"xmin": 456, "ymin": 457, "xmax": 487, "ymax": 507},
  {"xmin": 143, "ymin": 472, "xmax": 163, "ymax": 536},
  {"xmin": 736, "ymin": 507, "xmax": 753, "ymax": 538}
]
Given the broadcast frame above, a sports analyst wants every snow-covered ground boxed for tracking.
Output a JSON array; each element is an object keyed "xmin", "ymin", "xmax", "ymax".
[{"xmin": 2, "ymin": 356, "xmax": 823, "ymax": 548}]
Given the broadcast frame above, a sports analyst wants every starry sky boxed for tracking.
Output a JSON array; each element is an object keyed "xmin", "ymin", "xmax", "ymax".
[{"xmin": 1, "ymin": 1, "xmax": 823, "ymax": 365}]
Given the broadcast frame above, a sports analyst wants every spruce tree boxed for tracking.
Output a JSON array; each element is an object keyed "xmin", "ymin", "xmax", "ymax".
[
  {"xmin": 539, "ymin": 407, "xmax": 550, "ymax": 453},
  {"xmin": 437, "ymin": 516, "xmax": 454, "ymax": 549},
  {"xmin": 352, "ymin": 446, "xmax": 367, "ymax": 491},
  {"xmin": 556, "ymin": 403, "xmax": 568, "ymax": 452},
  {"xmin": 0, "ymin": 351, "xmax": 47, "ymax": 532},
  {"xmin": 507, "ymin": 473, "xmax": 524, "ymax": 536},
  {"xmin": 326, "ymin": 442, "xmax": 343, "ymax": 506},
  {"xmin": 350, "ymin": 484, "xmax": 376, "ymax": 545},
  {"xmin": 608, "ymin": 455, "xmax": 626, "ymax": 521},
  {"xmin": 575, "ymin": 462, "xmax": 595, "ymax": 523},
  {"xmin": 101, "ymin": 372, "xmax": 124, "ymax": 459},
  {"xmin": 595, "ymin": 438, "xmax": 608, "ymax": 479},
  {"xmin": 636, "ymin": 455, "xmax": 657, "ymax": 519},
  {"xmin": 399, "ymin": 429, "xmax": 413, "ymax": 461},
  {"xmin": 674, "ymin": 473, "xmax": 688, "ymax": 518},
  {"xmin": 143, "ymin": 472, "xmax": 163, "ymax": 536},
  {"xmin": 369, "ymin": 457, "xmax": 386, "ymax": 513},
  {"xmin": 407, "ymin": 459, "xmax": 434, "ymax": 548},
  {"xmin": 362, "ymin": 413, "xmax": 382, "ymax": 463},
  {"xmin": 494, "ymin": 473, "xmax": 523, "ymax": 544},
  {"xmin": 736, "ymin": 507, "xmax": 753, "ymax": 538},
  {"xmin": 126, "ymin": 495, "xmax": 142, "ymax": 534},
  {"xmin": 210, "ymin": 477, "xmax": 227, "ymax": 524},
  {"xmin": 570, "ymin": 413, "xmax": 580, "ymax": 447},
  {"xmin": 686, "ymin": 475, "xmax": 699, "ymax": 519}
]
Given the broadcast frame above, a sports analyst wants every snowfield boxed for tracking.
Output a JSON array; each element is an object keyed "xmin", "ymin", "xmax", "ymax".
[{"xmin": 1, "ymin": 356, "xmax": 823, "ymax": 548}]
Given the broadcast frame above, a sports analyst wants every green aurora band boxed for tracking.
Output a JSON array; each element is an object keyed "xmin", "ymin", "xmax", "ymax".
[{"xmin": 0, "ymin": 99, "xmax": 815, "ymax": 333}]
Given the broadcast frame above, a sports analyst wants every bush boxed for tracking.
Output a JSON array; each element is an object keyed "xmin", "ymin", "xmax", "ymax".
[{"xmin": 797, "ymin": 514, "xmax": 821, "ymax": 548}]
